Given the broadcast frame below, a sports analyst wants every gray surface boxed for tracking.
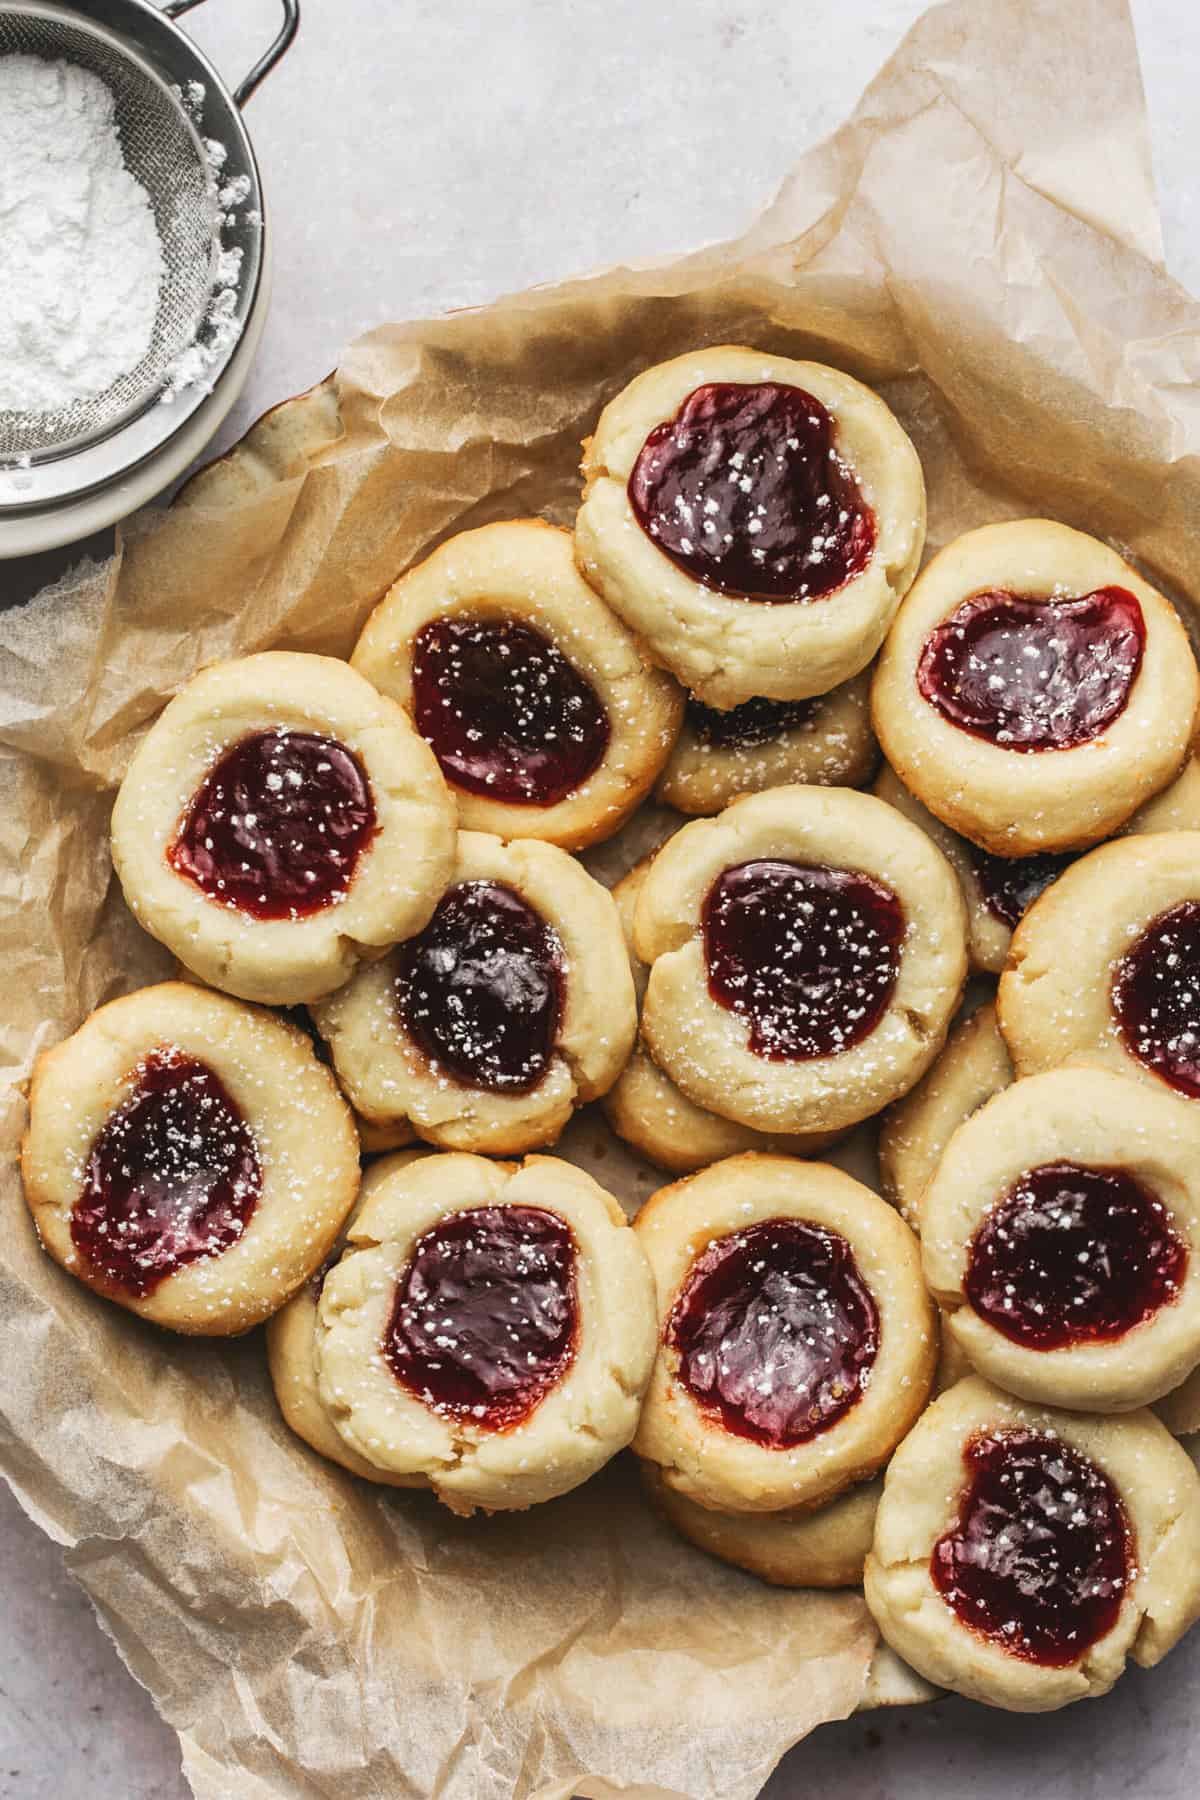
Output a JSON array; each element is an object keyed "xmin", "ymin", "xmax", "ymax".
[{"xmin": 2, "ymin": 1, "xmax": 1199, "ymax": 1795}]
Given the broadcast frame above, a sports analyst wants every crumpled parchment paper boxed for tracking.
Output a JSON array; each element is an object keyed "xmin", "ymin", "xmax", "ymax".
[{"xmin": 1, "ymin": 1, "xmax": 1196, "ymax": 1795}]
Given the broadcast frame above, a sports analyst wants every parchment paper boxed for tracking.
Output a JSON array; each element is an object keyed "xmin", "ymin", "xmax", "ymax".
[{"xmin": 1, "ymin": 1, "xmax": 1197, "ymax": 1794}]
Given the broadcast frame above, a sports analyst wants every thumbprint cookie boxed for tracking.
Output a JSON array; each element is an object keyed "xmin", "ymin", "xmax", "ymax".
[
  {"xmin": 21, "ymin": 982, "xmax": 360, "ymax": 1334},
  {"xmin": 642, "ymin": 1460, "xmax": 882, "ymax": 1588},
  {"xmin": 922, "ymin": 1067, "xmax": 1200, "ymax": 1412},
  {"xmin": 266, "ymin": 1151, "xmax": 430, "ymax": 1485},
  {"xmin": 633, "ymin": 786, "xmax": 967, "ymax": 1135},
  {"xmin": 632, "ymin": 1155, "xmax": 936, "ymax": 1513},
  {"xmin": 875, "ymin": 756, "xmax": 1200, "ymax": 975},
  {"xmin": 865, "ymin": 1377, "xmax": 1200, "ymax": 1711},
  {"xmin": 873, "ymin": 765, "xmax": 1076, "ymax": 974},
  {"xmin": 998, "ymin": 832, "xmax": 1200, "ymax": 1101},
  {"xmin": 111, "ymin": 652, "xmax": 455, "ymax": 1006},
  {"xmin": 351, "ymin": 520, "xmax": 684, "ymax": 849},
  {"xmin": 878, "ymin": 1003, "xmax": 1013, "ymax": 1232},
  {"xmin": 575, "ymin": 346, "xmax": 925, "ymax": 707},
  {"xmin": 872, "ymin": 521, "xmax": 1199, "ymax": 854},
  {"xmin": 601, "ymin": 856, "xmax": 839, "ymax": 1173},
  {"xmin": 1156, "ymin": 1369, "xmax": 1200, "ymax": 1438},
  {"xmin": 168, "ymin": 961, "xmax": 418, "ymax": 1157},
  {"xmin": 655, "ymin": 672, "xmax": 877, "ymax": 815},
  {"xmin": 1122, "ymin": 751, "xmax": 1200, "ymax": 834},
  {"xmin": 313, "ymin": 1151, "xmax": 656, "ymax": 1513},
  {"xmin": 310, "ymin": 831, "xmax": 636, "ymax": 1155}
]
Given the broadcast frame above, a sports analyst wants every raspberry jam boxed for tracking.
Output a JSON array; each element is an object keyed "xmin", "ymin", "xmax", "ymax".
[
  {"xmin": 394, "ymin": 880, "xmax": 564, "ymax": 1093},
  {"xmin": 971, "ymin": 848, "xmax": 1076, "ymax": 929},
  {"xmin": 965, "ymin": 1161, "xmax": 1187, "ymax": 1350},
  {"xmin": 169, "ymin": 730, "xmax": 376, "ymax": 919},
  {"xmin": 916, "ymin": 587, "xmax": 1145, "ymax": 750},
  {"xmin": 411, "ymin": 616, "xmax": 610, "ymax": 806},
  {"xmin": 628, "ymin": 381, "xmax": 875, "ymax": 601},
  {"xmin": 70, "ymin": 1047, "xmax": 261, "ymax": 1298},
  {"xmin": 1113, "ymin": 901, "xmax": 1200, "ymax": 1097},
  {"xmin": 702, "ymin": 859, "xmax": 905, "ymax": 1060},
  {"xmin": 932, "ymin": 1428, "xmax": 1134, "ymax": 1666},
  {"xmin": 666, "ymin": 1218, "xmax": 879, "ymax": 1447},
  {"xmin": 383, "ymin": 1204, "xmax": 577, "ymax": 1429},
  {"xmin": 686, "ymin": 693, "xmax": 815, "ymax": 749}
]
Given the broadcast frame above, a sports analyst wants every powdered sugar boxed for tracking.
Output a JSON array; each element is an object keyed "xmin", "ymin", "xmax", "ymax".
[{"xmin": 0, "ymin": 55, "xmax": 164, "ymax": 414}]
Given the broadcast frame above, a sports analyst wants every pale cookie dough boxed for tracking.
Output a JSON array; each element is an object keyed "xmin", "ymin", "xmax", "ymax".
[
  {"xmin": 634, "ymin": 786, "xmax": 967, "ymax": 1135},
  {"xmin": 314, "ymin": 1152, "xmax": 657, "ymax": 1513},
  {"xmin": 871, "ymin": 521, "xmax": 1199, "ymax": 854},
  {"xmin": 990, "ymin": 833, "xmax": 1200, "ymax": 1433},
  {"xmin": 1123, "ymin": 750, "xmax": 1200, "ymax": 834},
  {"xmin": 266, "ymin": 1151, "xmax": 430, "ymax": 1485},
  {"xmin": 873, "ymin": 765, "xmax": 1065, "ymax": 974},
  {"xmin": 998, "ymin": 832, "xmax": 1200, "ymax": 1095},
  {"xmin": 311, "ymin": 831, "xmax": 636, "ymax": 1155},
  {"xmin": 864, "ymin": 1376, "xmax": 1200, "ymax": 1711},
  {"xmin": 601, "ymin": 856, "xmax": 840, "ymax": 1172},
  {"xmin": 642, "ymin": 1460, "xmax": 882, "ymax": 1588},
  {"xmin": 1156, "ymin": 1369, "xmax": 1200, "ymax": 1438},
  {"xmin": 875, "ymin": 757, "xmax": 1200, "ymax": 975},
  {"xmin": 170, "ymin": 962, "xmax": 415, "ymax": 1157},
  {"xmin": 923, "ymin": 1067, "xmax": 1200, "ymax": 1411},
  {"xmin": 354, "ymin": 1115, "xmax": 416, "ymax": 1155},
  {"xmin": 351, "ymin": 520, "xmax": 684, "ymax": 849},
  {"xmin": 111, "ymin": 652, "xmax": 455, "ymax": 1006},
  {"xmin": 633, "ymin": 1154, "xmax": 936, "ymax": 1513},
  {"xmin": 575, "ymin": 346, "xmax": 926, "ymax": 707},
  {"xmin": 655, "ymin": 672, "xmax": 877, "ymax": 815},
  {"xmin": 878, "ymin": 1003, "xmax": 1013, "ymax": 1231},
  {"xmin": 21, "ymin": 982, "xmax": 360, "ymax": 1335},
  {"xmin": 934, "ymin": 1324, "xmax": 974, "ymax": 1394}
]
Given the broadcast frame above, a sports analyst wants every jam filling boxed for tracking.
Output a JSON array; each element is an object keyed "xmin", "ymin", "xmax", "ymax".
[
  {"xmin": 70, "ymin": 1047, "xmax": 261, "ymax": 1298},
  {"xmin": 383, "ymin": 1204, "xmax": 577, "ymax": 1430},
  {"xmin": 666, "ymin": 1217, "xmax": 879, "ymax": 1447},
  {"xmin": 627, "ymin": 381, "xmax": 875, "ymax": 601},
  {"xmin": 916, "ymin": 587, "xmax": 1145, "ymax": 750},
  {"xmin": 169, "ymin": 729, "xmax": 377, "ymax": 920},
  {"xmin": 970, "ymin": 847, "xmax": 1076, "ymax": 929},
  {"xmin": 965, "ymin": 1161, "xmax": 1187, "ymax": 1350},
  {"xmin": 932, "ymin": 1428, "xmax": 1134, "ymax": 1667},
  {"xmin": 1113, "ymin": 900, "xmax": 1200, "ymax": 1098},
  {"xmin": 411, "ymin": 615, "xmax": 611, "ymax": 806},
  {"xmin": 702, "ymin": 859, "xmax": 905, "ymax": 1061},
  {"xmin": 394, "ymin": 880, "xmax": 564, "ymax": 1094},
  {"xmin": 686, "ymin": 693, "xmax": 815, "ymax": 750}
]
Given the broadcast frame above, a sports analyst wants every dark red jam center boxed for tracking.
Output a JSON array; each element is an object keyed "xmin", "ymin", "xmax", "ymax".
[
  {"xmin": 971, "ymin": 847, "xmax": 1077, "ymax": 929},
  {"xmin": 411, "ymin": 615, "xmax": 611, "ymax": 806},
  {"xmin": 627, "ymin": 381, "xmax": 875, "ymax": 601},
  {"xmin": 666, "ymin": 1217, "xmax": 879, "ymax": 1447},
  {"xmin": 169, "ymin": 729, "xmax": 376, "ymax": 920},
  {"xmin": 931, "ymin": 1428, "xmax": 1134, "ymax": 1667},
  {"xmin": 1113, "ymin": 901, "xmax": 1200, "ymax": 1097},
  {"xmin": 916, "ymin": 587, "xmax": 1145, "ymax": 751},
  {"xmin": 394, "ymin": 880, "xmax": 564, "ymax": 1094},
  {"xmin": 702, "ymin": 859, "xmax": 905, "ymax": 1061},
  {"xmin": 383, "ymin": 1204, "xmax": 577, "ymax": 1430},
  {"xmin": 686, "ymin": 693, "xmax": 815, "ymax": 749},
  {"xmin": 965, "ymin": 1161, "xmax": 1187, "ymax": 1350},
  {"xmin": 70, "ymin": 1047, "xmax": 260, "ymax": 1298}
]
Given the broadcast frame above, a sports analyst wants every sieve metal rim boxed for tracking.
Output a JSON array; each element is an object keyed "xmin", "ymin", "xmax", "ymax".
[{"xmin": 0, "ymin": 0, "xmax": 285, "ymax": 514}]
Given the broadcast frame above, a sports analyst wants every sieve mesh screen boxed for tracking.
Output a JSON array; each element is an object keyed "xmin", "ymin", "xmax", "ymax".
[{"xmin": 0, "ymin": 11, "xmax": 219, "ymax": 459}]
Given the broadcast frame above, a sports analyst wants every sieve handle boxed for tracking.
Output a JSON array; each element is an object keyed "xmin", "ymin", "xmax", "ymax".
[{"xmin": 162, "ymin": 0, "xmax": 300, "ymax": 107}]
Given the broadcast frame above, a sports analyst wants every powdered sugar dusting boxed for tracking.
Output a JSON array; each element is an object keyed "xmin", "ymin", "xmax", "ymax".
[{"xmin": 0, "ymin": 55, "xmax": 164, "ymax": 413}]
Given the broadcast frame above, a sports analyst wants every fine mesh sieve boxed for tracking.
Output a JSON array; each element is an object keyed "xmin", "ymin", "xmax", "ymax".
[
  {"xmin": 0, "ymin": 9, "xmax": 218, "ymax": 457},
  {"xmin": 0, "ymin": 0, "xmax": 296, "ymax": 506}
]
